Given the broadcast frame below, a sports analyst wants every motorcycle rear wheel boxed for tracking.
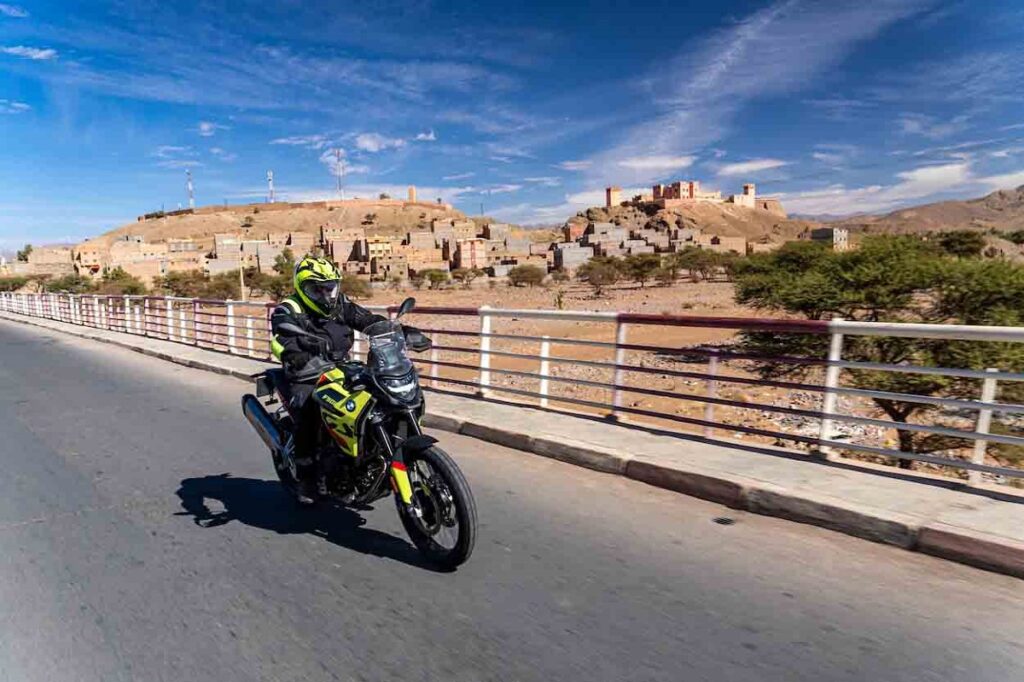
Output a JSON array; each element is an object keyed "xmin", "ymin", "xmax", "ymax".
[{"xmin": 397, "ymin": 446, "xmax": 477, "ymax": 569}]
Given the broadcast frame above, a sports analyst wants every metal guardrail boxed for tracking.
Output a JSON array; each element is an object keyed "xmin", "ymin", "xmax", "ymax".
[{"xmin": 2, "ymin": 292, "xmax": 1022, "ymax": 487}]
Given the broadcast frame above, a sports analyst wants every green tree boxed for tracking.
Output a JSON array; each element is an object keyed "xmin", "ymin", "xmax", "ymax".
[
  {"xmin": 451, "ymin": 267, "xmax": 484, "ymax": 289},
  {"xmin": 248, "ymin": 271, "xmax": 291, "ymax": 301},
  {"xmin": 672, "ymin": 247, "xmax": 720, "ymax": 282},
  {"xmin": 621, "ymin": 253, "xmax": 661, "ymax": 288},
  {"xmin": 155, "ymin": 270, "xmax": 208, "ymax": 297},
  {"xmin": 0, "ymin": 276, "xmax": 28, "ymax": 292},
  {"xmin": 733, "ymin": 236, "xmax": 1024, "ymax": 467},
  {"xmin": 577, "ymin": 259, "xmax": 620, "ymax": 297},
  {"xmin": 273, "ymin": 248, "xmax": 296, "ymax": 276},
  {"xmin": 1003, "ymin": 230, "xmax": 1024, "ymax": 245},
  {"xmin": 340, "ymin": 274, "xmax": 371, "ymax": 299},
  {"xmin": 15, "ymin": 244, "xmax": 32, "ymax": 262},
  {"xmin": 204, "ymin": 271, "xmax": 242, "ymax": 300},
  {"xmin": 97, "ymin": 267, "xmax": 146, "ymax": 295},
  {"xmin": 937, "ymin": 230, "xmax": 986, "ymax": 258},
  {"xmin": 508, "ymin": 264, "xmax": 546, "ymax": 288},
  {"xmin": 423, "ymin": 269, "xmax": 450, "ymax": 290},
  {"xmin": 654, "ymin": 266, "xmax": 676, "ymax": 287},
  {"xmin": 409, "ymin": 271, "xmax": 426, "ymax": 290},
  {"xmin": 43, "ymin": 274, "xmax": 96, "ymax": 294},
  {"xmin": 550, "ymin": 268, "xmax": 570, "ymax": 283}
]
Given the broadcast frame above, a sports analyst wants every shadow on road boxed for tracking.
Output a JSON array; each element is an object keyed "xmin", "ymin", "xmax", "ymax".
[{"xmin": 174, "ymin": 474, "xmax": 444, "ymax": 571}]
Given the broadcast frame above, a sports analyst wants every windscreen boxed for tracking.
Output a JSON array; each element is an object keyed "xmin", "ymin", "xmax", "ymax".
[{"xmin": 364, "ymin": 320, "xmax": 413, "ymax": 377}]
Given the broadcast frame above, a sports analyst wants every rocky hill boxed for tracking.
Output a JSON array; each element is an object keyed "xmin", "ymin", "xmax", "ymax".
[
  {"xmin": 90, "ymin": 199, "xmax": 468, "ymax": 250},
  {"xmin": 829, "ymin": 186, "xmax": 1024, "ymax": 235},
  {"xmin": 574, "ymin": 201, "xmax": 818, "ymax": 245}
]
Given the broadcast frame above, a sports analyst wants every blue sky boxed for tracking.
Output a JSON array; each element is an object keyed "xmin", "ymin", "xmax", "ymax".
[{"xmin": 2, "ymin": 0, "xmax": 1024, "ymax": 246}]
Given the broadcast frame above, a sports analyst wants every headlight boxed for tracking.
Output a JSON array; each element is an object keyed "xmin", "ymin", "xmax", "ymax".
[{"xmin": 381, "ymin": 372, "xmax": 418, "ymax": 399}]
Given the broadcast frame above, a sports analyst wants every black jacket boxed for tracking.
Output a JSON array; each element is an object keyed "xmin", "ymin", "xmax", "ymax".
[{"xmin": 270, "ymin": 294, "xmax": 386, "ymax": 374}]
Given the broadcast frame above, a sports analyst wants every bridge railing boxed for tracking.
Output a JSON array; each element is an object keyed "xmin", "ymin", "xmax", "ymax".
[{"xmin": 2, "ymin": 291, "xmax": 1022, "ymax": 488}]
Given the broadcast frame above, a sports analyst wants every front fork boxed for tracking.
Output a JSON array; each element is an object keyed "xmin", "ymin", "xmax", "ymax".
[{"xmin": 376, "ymin": 420, "xmax": 416, "ymax": 507}]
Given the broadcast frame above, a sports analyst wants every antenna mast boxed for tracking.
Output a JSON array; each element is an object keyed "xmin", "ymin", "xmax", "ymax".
[
  {"xmin": 267, "ymin": 170, "xmax": 275, "ymax": 203},
  {"xmin": 185, "ymin": 170, "xmax": 195, "ymax": 209}
]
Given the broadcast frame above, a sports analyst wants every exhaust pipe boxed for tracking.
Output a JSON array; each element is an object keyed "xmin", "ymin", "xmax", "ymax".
[{"xmin": 242, "ymin": 394, "xmax": 283, "ymax": 453}]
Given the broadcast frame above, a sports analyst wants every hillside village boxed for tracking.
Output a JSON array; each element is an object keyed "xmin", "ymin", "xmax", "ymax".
[{"xmin": 1, "ymin": 179, "xmax": 852, "ymax": 291}]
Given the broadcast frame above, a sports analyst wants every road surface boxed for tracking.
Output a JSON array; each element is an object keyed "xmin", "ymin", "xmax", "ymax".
[{"xmin": 1, "ymin": 319, "xmax": 1023, "ymax": 682}]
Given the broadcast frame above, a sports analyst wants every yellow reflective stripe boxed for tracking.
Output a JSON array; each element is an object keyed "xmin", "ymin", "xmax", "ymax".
[
  {"xmin": 271, "ymin": 335, "xmax": 285, "ymax": 360},
  {"xmin": 281, "ymin": 298, "xmax": 302, "ymax": 314}
]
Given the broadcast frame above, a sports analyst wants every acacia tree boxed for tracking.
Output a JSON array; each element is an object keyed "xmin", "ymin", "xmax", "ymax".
[
  {"xmin": 621, "ymin": 253, "xmax": 661, "ymax": 288},
  {"xmin": 508, "ymin": 264, "xmax": 546, "ymax": 288},
  {"xmin": 451, "ymin": 267, "xmax": 483, "ymax": 289},
  {"xmin": 577, "ymin": 258, "xmax": 620, "ymax": 297},
  {"xmin": 733, "ymin": 236, "xmax": 1024, "ymax": 467}
]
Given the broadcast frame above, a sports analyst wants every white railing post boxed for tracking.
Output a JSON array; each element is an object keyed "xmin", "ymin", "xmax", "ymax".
[
  {"xmin": 246, "ymin": 316, "xmax": 255, "ymax": 356},
  {"xmin": 478, "ymin": 305, "xmax": 492, "ymax": 397},
  {"xmin": 818, "ymin": 321, "xmax": 845, "ymax": 459},
  {"xmin": 122, "ymin": 295, "xmax": 130, "ymax": 332},
  {"xmin": 539, "ymin": 335, "xmax": 551, "ymax": 408},
  {"xmin": 703, "ymin": 352, "xmax": 719, "ymax": 438},
  {"xmin": 92, "ymin": 296, "xmax": 100, "ymax": 328},
  {"xmin": 609, "ymin": 319, "xmax": 628, "ymax": 419},
  {"xmin": 970, "ymin": 368, "xmax": 999, "ymax": 487},
  {"xmin": 227, "ymin": 302, "xmax": 236, "ymax": 354},
  {"xmin": 166, "ymin": 299, "xmax": 175, "ymax": 341}
]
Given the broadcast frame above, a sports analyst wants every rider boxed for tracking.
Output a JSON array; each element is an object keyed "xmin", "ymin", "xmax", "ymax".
[{"xmin": 270, "ymin": 256, "xmax": 388, "ymax": 501}]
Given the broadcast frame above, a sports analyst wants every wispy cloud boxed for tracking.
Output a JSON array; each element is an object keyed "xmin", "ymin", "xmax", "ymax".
[
  {"xmin": 209, "ymin": 147, "xmax": 237, "ymax": 162},
  {"xmin": 0, "ymin": 99, "xmax": 30, "ymax": 114},
  {"xmin": 523, "ymin": 176, "xmax": 561, "ymax": 187},
  {"xmin": 587, "ymin": 0, "xmax": 934, "ymax": 185},
  {"xmin": 443, "ymin": 172, "xmax": 474, "ymax": 181},
  {"xmin": 780, "ymin": 162, "xmax": 971, "ymax": 214},
  {"xmin": 1, "ymin": 45, "xmax": 58, "ymax": 60},
  {"xmin": 0, "ymin": 4, "xmax": 28, "ymax": 18},
  {"xmin": 354, "ymin": 132, "xmax": 406, "ymax": 153},
  {"xmin": 557, "ymin": 160, "xmax": 591, "ymax": 171},
  {"xmin": 716, "ymin": 158, "xmax": 788, "ymax": 176},
  {"xmin": 197, "ymin": 120, "xmax": 230, "ymax": 137},
  {"xmin": 414, "ymin": 129, "xmax": 436, "ymax": 141},
  {"xmin": 270, "ymin": 134, "xmax": 330, "ymax": 149},
  {"xmin": 804, "ymin": 97, "xmax": 874, "ymax": 121},
  {"xmin": 318, "ymin": 148, "xmax": 368, "ymax": 176},
  {"xmin": 898, "ymin": 113, "xmax": 970, "ymax": 139},
  {"xmin": 618, "ymin": 155, "xmax": 695, "ymax": 172},
  {"xmin": 480, "ymin": 184, "xmax": 522, "ymax": 195}
]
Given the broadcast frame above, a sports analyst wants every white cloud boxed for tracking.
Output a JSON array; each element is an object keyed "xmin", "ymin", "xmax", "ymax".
[
  {"xmin": 248, "ymin": 184, "xmax": 476, "ymax": 205},
  {"xmin": 780, "ymin": 162, "xmax": 970, "ymax": 215},
  {"xmin": 443, "ymin": 172, "xmax": 474, "ymax": 181},
  {"xmin": 0, "ymin": 99, "xmax": 30, "ymax": 114},
  {"xmin": 0, "ymin": 4, "xmax": 28, "ymax": 18},
  {"xmin": 414, "ymin": 130, "xmax": 436, "ymax": 141},
  {"xmin": 557, "ymin": 160, "xmax": 592, "ymax": 171},
  {"xmin": 618, "ymin": 155, "xmax": 696, "ymax": 172},
  {"xmin": 480, "ymin": 184, "xmax": 522, "ymax": 195},
  {"xmin": 270, "ymin": 134, "xmax": 330, "ymax": 149},
  {"xmin": 898, "ymin": 113, "xmax": 970, "ymax": 139},
  {"xmin": 318, "ymin": 148, "xmax": 369, "ymax": 176},
  {"xmin": 197, "ymin": 120, "xmax": 229, "ymax": 137},
  {"xmin": 717, "ymin": 158, "xmax": 788, "ymax": 176},
  {"xmin": 812, "ymin": 152, "xmax": 844, "ymax": 165},
  {"xmin": 523, "ymin": 176, "xmax": 561, "ymax": 187},
  {"xmin": 209, "ymin": 147, "xmax": 237, "ymax": 162},
  {"xmin": 354, "ymin": 132, "xmax": 406, "ymax": 153},
  {"xmin": 587, "ymin": 0, "xmax": 932, "ymax": 185},
  {"xmin": 975, "ymin": 169, "xmax": 1024, "ymax": 191},
  {"xmin": 158, "ymin": 159, "xmax": 203, "ymax": 169},
  {"xmin": 1, "ymin": 45, "xmax": 58, "ymax": 60},
  {"xmin": 153, "ymin": 145, "xmax": 192, "ymax": 159}
]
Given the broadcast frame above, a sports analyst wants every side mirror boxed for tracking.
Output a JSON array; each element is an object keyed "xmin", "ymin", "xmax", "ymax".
[{"xmin": 396, "ymin": 296, "xmax": 416, "ymax": 319}]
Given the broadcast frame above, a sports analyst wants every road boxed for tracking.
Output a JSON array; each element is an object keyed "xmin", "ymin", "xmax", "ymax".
[{"xmin": 1, "ymin": 319, "xmax": 1023, "ymax": 682}]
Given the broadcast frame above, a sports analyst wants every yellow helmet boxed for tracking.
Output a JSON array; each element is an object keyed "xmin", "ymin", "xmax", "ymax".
[{"xmin": 293, "ymin": 256, "xmax": 342, "ymax": 316}]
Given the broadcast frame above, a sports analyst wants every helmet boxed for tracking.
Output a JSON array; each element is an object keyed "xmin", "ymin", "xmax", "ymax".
[{"xmin": 294, "ymin": 256, "xmax": 342, "ymax": 316}]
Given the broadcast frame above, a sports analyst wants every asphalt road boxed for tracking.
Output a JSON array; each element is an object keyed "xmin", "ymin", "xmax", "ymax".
[{"xmin": 1, "ymin": 319, "xmax": 1023, "ymax": 682}]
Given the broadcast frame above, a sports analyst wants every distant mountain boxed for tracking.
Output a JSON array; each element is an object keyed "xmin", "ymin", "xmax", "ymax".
[{"xmin": 827, "ymin": 185, "xmax": 1024, "ymax": 235}]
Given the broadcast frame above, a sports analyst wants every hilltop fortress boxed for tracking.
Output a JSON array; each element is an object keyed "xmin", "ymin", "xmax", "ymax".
[{"xmin": 605, "ymin": 180, "xmax": 786, "ymax": 216}]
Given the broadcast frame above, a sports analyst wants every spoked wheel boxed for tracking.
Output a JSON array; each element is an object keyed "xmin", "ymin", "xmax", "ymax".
[
  {"xmin": 271, "ymin": 436, "xmax": 309, "ymax": 506},
  {"xmin": 397, "ymin": 446, "xmax": 477, "ymax": 569}
]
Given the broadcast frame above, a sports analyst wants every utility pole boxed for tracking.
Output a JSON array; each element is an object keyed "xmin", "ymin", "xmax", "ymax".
[
  {"xmin": 239, "ymin": 243, "xmax": 247, "ymax": 302},
  {"xmin": 335, "ymin": 149, "xmax": 344, "ymax": 200},
  {"xmin": 186, "ymin": 169, "xmax": 195, "ymax": 209},
  {"xmin": 267, "ymin": 170, "xmax": 275, "ymax": 203}
]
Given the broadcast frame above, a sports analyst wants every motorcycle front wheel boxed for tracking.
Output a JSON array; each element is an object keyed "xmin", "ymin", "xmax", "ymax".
[{"xmin": 397, "ymin": 446, "xmax": 477, "ymax": 569}]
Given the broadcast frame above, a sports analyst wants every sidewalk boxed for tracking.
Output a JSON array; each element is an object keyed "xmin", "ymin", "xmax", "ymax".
[{"xmin": 4, "ymin": 309, "xmax": 1024, "ymax": 578}]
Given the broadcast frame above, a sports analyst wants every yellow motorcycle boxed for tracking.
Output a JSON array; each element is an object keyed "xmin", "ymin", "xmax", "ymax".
[{"xmin": 242, "ymin": 298, "xmax": 477, "ymax": 569}]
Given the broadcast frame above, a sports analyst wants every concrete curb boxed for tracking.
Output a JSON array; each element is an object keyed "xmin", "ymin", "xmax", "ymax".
[{"xmin": 4, "ymin": 311, "xmax": 1023, "ymax": 580}]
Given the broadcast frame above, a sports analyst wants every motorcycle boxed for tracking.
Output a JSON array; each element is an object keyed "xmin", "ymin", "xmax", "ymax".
[{"xmin": 242, "ymin": 297, "xmax": 477, "ymax": 569}]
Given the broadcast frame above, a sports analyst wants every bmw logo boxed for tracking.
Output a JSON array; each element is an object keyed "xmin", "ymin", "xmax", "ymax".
[{"xmin": 345, "ymin": 400, "xmax": 357, "ymax": 412}]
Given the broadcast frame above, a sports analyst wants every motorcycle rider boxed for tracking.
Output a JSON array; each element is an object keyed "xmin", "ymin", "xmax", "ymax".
[{"xmin": 270, "ymin": 256, "xmax": 388, "ymax": 502}]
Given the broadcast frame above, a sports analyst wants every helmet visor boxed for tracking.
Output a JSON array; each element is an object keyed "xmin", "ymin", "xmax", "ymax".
[{"xmin": 302, "ymin": 280, "xmax": 340, "ymax": 312}]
